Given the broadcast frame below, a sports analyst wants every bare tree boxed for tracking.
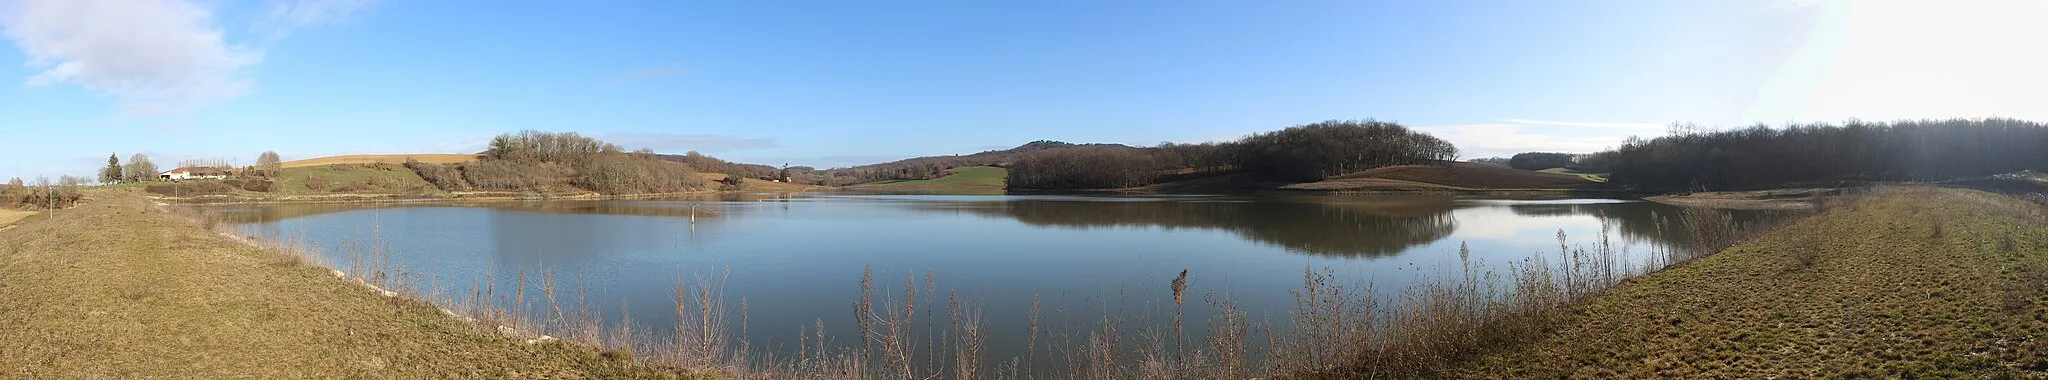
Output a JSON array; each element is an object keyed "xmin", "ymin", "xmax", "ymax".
[
  {"xmin": 257, "ymin": 151, "xmax": 282, "ymax": 174},
  {"xmin": 124, "ymin": 154, "xmax": 159, "ymax": 182}
]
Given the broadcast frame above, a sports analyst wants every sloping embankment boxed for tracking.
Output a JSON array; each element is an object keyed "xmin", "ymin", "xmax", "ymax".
[
  {"xmin": 1449, "ymin": 187, "xmax": 2048, "ymax": 378},
  {"xmin": 0, "ymin": 190, "xmax": 699, "ymax": 378}
]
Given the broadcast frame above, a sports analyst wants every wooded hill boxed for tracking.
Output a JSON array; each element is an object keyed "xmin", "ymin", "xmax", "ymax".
[
  {"xmin": 819, "ymin": 140, "xmax": 1134, "ymax": 186},
  {"xmin": 1007, "ymin": 120, "xmax": 1461, "ymax": 189}
]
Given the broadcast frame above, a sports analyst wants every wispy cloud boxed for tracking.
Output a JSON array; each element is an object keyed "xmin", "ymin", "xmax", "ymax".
[
  {"xmin": 603, "ymin": 132, "xmax": 778, "ymax": 153},
  {"xmin": 613, "ymin": 63, "xmax": 688, "ymax": 83},
  {"xmin": 1496, "ymin": 118, "xmax": 1664, "ymax": 131},
  {"xmin": 254, "ymin": 0, "xmax": 377, "ymax": 42},
  {"xmin": 1415, "ymin": 119, "xmax": 1657, "ymax": 159},
  {"xmin": 0, "ymin": 0, "xmax": 372, "ymax": 116}
]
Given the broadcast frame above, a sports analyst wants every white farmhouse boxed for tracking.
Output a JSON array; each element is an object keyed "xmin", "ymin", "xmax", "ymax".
[{"xmin": 159, "ymin": 167, "xmax": 230, "ymax": 181}]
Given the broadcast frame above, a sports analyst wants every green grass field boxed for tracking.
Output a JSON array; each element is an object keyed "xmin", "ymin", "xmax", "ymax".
[
  {"xmin": 274, "ymin": 164, "xmax": 441, "ymax": 195},
  {"xmin": 1536, "ymin": 167, "xmax": 1609, "ymax": 182},
  {"xmin": 849, "ymin": 166, "xmax": 1007, "ymax": 190}
]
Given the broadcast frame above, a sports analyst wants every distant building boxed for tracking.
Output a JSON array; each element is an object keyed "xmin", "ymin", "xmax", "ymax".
[{"xmin": 160, "ymin": 167, "xmax": 230, "ymax": 181}]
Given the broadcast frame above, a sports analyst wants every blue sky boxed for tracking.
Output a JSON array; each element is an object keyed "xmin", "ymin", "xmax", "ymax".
[{"xmin": 2, "ymin": 0, "xmax": 2044, "ymax": 180}]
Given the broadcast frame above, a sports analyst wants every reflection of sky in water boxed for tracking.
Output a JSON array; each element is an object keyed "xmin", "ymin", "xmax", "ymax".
[{"xmin": 222, "ymin": 194, "xmax": 1702, "ymax": 366}]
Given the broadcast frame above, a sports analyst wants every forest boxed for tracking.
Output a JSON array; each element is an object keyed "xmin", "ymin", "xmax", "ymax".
[
  {"xmin": 1008, "ymin": 120, "xmax": 1459, "ymax": 189},
  {"xmin": 1607, "ymin": 118, "xmax": 2048, "ymax": 192}
]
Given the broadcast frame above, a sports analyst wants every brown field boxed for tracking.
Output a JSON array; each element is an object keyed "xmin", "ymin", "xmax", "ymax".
[
  {"xmin": 0, "ymin": 189, "xmax": 704, "ymax": 378},
  {"xmin": 280, "ymin": 154, "xmax": 482, "ymax": 168}
]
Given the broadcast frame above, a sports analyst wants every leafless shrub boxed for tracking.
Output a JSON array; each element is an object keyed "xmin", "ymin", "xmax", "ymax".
[
  {"xmin": 460, "ymin": 160, "xmax": 565, "ymax": 192},
  {"xmin": 574, "ymin": 154, "xmax": 704, "ymax": 195},
  {"xmin": 405, "ymin": 159, "xmax": 471, "ymax": 191}
]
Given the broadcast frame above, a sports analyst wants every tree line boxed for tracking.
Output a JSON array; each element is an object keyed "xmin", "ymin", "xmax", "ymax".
[
  {"xmin": 2, "ymin": 176, "xmax": 84, "ymax": 209},
  {"xmin": 1607, "ymin": 118, "xmax": 2048, "ymax": 192},
  {"xmin": 1008, "ymin": 120, "xmax": 1460, "ymax": 189}
]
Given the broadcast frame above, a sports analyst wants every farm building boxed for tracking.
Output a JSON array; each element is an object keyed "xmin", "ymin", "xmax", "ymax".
[{"xmin": 159, "ymin": 167, "xmax": 230, "ymax": 181}]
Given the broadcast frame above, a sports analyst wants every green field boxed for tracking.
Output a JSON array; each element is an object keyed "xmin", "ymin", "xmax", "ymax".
[
  {"xmin": 1536, "ymin": 167, "xmax": 1609, "ymax": 182},
  {"xmin": 849, "ymin": 166, "xmax": 1007, "ymax": 190}
]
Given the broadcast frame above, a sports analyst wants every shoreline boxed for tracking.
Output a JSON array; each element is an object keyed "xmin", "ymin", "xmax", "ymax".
[{"xmin": 0, "ymin": 188, "xmax": 705, "ymax": 377}]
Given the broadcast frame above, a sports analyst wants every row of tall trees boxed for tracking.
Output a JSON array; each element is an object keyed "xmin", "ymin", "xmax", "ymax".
[
  {"xmin": 1608, "ymin": 118, "xmax": 2048, "ymax": 192},
  {"xmin": 1009, "ymin": 120, "xmax": 1459, "ymax": 189}
]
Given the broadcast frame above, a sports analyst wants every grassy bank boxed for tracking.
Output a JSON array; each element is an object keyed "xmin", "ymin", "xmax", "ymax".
[
  {"xmin": 1445, "ymin": 187, "xmax": 2048, "ymax": 378},
  {"xmin": 847, "ymin": 166, "xmax": 1007, "ymax": 191},
  {"xmin": 0, "ymin": 189, "xmax": 700, "ymax": 378}
]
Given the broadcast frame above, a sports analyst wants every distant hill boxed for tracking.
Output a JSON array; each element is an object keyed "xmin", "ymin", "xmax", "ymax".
[{"xmin": 825, "ymin": 140, "xmax": 1133, "ymax": 185}]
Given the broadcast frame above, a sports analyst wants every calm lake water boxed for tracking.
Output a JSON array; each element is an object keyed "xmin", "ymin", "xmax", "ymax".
[{"xmin": 216, "ymin": 192, "xmax": 1739, "ymax": 363}]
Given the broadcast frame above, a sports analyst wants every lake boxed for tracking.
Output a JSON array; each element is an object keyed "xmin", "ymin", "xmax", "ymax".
[{"xmin": 214, "ymin": 192, "xmax": 1741, "ymax": 367}]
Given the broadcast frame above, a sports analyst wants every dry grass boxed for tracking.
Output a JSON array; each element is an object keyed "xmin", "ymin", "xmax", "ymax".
[
  {"xmin": 50, "ymin": 185, "xmax": 2030, "ymax": 378},
  {"xmin": 0, "ymin": 208, "xmax": 35, "ymax": 227},
  {"xmin": 1447, "ymin": 187, "xmax": 2048, "ymax": 378},
  {"xmin": 0, "ymin": 188, "xmax": 702, "ymax": 378},
  {"xmin": 281, "ymin": 154, "xmax": 482, "ymax": 169}
]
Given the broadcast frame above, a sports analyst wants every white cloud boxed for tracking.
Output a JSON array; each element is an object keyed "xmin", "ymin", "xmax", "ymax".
[
  {"xmin": 0, "ymin": 0, "xmax": 372, "ymax": 115},
  {"xmin": 2, "ymin": 0, "xmax": 262, "ymax": 115}
]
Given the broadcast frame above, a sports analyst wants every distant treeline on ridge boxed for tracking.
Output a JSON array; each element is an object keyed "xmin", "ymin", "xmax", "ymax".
[
  {"xmin": 1609, "ymin": 118, "xmax": 2048, "ymax": 192},
  {"xmin": 1008, "ymin": 120, "xmax": 1459, "ymax": 189}
]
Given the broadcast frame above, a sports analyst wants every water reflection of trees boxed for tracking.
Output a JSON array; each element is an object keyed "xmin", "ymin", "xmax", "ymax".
[{"xmin": 938, "ymin": 195, "xmax": 1461, "ymax": 257}]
